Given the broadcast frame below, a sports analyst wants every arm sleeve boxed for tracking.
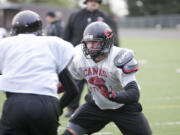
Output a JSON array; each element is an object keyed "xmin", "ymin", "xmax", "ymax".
[
  {"xmin": 112, "ymin": 59, "xmax": 140, "ymax": 104},
  {"xmin": 58, "ymin": 68, "xmax": 78, "ymax": 109},
  {"xmin": 112, "ymin": 81, "xmax": 140, "ymax": 104}
]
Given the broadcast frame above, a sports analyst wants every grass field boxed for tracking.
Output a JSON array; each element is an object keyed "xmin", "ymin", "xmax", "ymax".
[{"xmin": 0, "ymin": 37, "xmax": 180, "ymax": 135}]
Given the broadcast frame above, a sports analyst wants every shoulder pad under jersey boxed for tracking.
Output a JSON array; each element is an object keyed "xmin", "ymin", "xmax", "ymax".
[{"xmin": 114, "ymin": 49, "xmax": 138, "ymax": 74}]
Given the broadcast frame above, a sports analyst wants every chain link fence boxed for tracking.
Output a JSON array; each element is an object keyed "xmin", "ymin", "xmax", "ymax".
[{"xmin": 119, "ymin": 14, "xmax": 180, "ymax": 29}]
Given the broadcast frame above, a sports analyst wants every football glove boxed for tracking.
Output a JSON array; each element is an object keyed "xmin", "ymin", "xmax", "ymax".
[{"xmin": 57, "ymin": 83, "xmax": 65, "ymax": 94}]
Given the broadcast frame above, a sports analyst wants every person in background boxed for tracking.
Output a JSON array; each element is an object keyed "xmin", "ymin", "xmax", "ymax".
[
  {"xmin": 45, "ymin": 11, "xmax": 63, "ymax": 37},
  {"xmin": 63, "ymin": 0, "xmax": 119, "ymax": 118}
]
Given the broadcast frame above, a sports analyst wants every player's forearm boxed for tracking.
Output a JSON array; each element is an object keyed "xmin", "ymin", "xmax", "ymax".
[
  {"xmin": 110, "ymin": 81, "xmax": 140, "ymax": 104},
  {"xmin": 58, "ymin": 68, "xmax": 78, "ymax": 109}
]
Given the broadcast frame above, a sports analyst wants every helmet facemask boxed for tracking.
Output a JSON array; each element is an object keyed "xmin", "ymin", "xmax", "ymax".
[
  {"xmin": 82, "ymin": 36, "xmax": 113, "ymax": 61},
  {"xmin": 82, "ymin": 21, "xmax": 114, "ymax": 61}
]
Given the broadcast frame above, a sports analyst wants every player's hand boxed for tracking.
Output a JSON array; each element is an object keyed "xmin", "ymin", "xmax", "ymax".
[
  {"xmin": 57, "ymin": 83, "xmax": 65, "ymax": 94},
  {"xmin": 108, "ymin": 91, "xmax": 116, "ymax": 101},
  {"xmin": 98, "ymin": 85, "xmax": 116, "ymax": 100},
  {"xmin": 98, "ymin": 86, "xmax": 117, "ymax": 101},
  {"xmin": 98, "ymin": 85, "xmax": 109, "ymax": 98}
]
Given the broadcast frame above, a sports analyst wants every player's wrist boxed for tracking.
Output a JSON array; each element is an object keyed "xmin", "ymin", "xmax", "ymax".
[
  {"xmin": 57, "ymin": 83, "xmax": 65, "ymax": 93},
  {"xmin": 109, "ymin": 91, "xmax": 116, "ymax": 100}
]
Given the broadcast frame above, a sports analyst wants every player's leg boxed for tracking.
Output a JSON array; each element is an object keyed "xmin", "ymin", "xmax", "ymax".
[
  {"xmin": 62, "ymin": 130, "xmax": 73, "ymax": 135},
  {"xmin": 62, "ymin": 124, "xmax": 85, "ymax": 135},
  {"xmin": 112, "ymin": 104, "xmax": 152, "ymax": 135},
  {"xmin": 0, "ymin": 92, "xmax": 60, "ymax": 135},
  {"xmin": 62, "ymin": 102, "xmax": 110, "ymax": 135},
  {"xmin": 27, "ymin": 95, "xmax": 60, "ymax": 135},
  {"xmin": 0, "ymin": 93, "xmax": 29, "ymax": 135}
]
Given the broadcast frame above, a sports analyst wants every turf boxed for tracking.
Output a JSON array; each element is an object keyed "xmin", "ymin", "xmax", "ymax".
[{"xmin": 0, "ymin": 37, "xmax": 180, "ymax": 135}]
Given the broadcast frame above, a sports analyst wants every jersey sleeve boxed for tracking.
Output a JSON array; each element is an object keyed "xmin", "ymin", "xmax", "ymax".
[
  {"xmin": 68, "ymin": 45, "xmax": 84, "ymax": 80},
  {"xmin": 120, "ymin": 71, "xmax": 137, "ymax": 88},
  {"xmin": 55, "ymin": 38, "xmax": 75, "ymax": 73},
  {"xmin": 115, "ymin": 60, "xmax": 138, "ymax": 88}
]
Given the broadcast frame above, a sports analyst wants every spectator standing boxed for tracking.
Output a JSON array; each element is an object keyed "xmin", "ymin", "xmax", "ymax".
[{"xmin": 45, "ymin": 11, "xmax": 63, "ymax": 37}]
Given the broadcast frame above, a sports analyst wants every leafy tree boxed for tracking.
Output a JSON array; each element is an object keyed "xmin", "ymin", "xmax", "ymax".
[
  {"xmin": 127, "ymin": 0, "xmax": 180, "ymax": 16},
  {"xmin": 7, "ymin": 0, "xmax": 75, "ymax": 7}
]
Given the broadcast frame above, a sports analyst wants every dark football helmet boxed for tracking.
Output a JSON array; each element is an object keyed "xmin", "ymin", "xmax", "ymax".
[
  {"xmin": 84, "ymin": 0, "xmax": 102, "ymax": 4},
  {"xmin": 82, "ymin": 21, "xmax": 114, "ymax": 60},
  {"xmin": 11, "ymin": 10, "xmax": 42, "ymax": 36}
]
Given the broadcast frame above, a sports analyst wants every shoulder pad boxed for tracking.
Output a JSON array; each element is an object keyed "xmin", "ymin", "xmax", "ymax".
[
  {"xmin": 122, "ymin": 59, "xmax": 139, "ymax": 74},
  {"xmin": 114, "ymin": 49, "xmax": 134, "ymax": 68}
]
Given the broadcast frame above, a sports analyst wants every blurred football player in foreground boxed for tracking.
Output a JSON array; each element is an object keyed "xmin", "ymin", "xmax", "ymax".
[{"xmin": 0, "ymin": 10, "xmax": 77, "ymax": 135}]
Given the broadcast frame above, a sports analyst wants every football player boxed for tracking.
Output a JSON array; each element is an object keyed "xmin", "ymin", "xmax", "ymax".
[
  {"xmin": 0, "ymin": 10, "xmax": 78, "ymax": 135},
  {"xmin": 63, "ymin": 0, "xmax": 120, "ymax": 117},
  {"xmin": 62, "ymin": 21, "xmax": 152, "ymax": 135}
]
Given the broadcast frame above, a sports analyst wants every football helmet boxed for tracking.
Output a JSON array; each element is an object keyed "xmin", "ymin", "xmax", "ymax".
[
  {"xmin": 82, "ymin": 21, "xmax": 114, "ymax": 60},
  {"xmin": 11, "ymin": 10, "xmax": 42, "ymax": 36}
]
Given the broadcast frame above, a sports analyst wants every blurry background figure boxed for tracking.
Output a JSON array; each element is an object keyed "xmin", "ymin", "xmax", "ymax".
[
  {"xmin": 45, "ymin": 11, "xmax": 63, "ymax": 37},
  {"xmin": 55, "ymin": 11, "xmax": 65, "ymax": 28},
  {"xmin": 0, "ymin": 27, "xmax": 7, "ymax": 39},
  {"xmin": 63, "ymin": 0, "xmax": 119, "ymax": 118}
]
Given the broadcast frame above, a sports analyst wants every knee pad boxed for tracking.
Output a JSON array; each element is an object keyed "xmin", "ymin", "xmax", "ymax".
[
  {"xmin": 62, "ymin": 129, "xmax": 73, "ymax": 135},
  {"xmin": 67, "ymin": 122, "xmax": 86, "ymax": 135}
]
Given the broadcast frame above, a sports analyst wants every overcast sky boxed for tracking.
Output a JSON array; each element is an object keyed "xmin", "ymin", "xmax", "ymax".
[{"xmin": 109, "ymin": 0, "xmax": 128, "ymax": 16}]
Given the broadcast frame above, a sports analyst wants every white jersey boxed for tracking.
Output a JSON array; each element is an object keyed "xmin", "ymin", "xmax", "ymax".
[
  {"xmin": 0, "ymin": 34, "xmax": 75, "ymax": 98},
  {"xmin": 69, "ymin": 45, "xmax": 138, "ymax": 110}
]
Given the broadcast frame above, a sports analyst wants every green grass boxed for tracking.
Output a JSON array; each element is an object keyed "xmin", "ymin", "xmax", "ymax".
[
  {"xmin": 1, "ymin": 37, "xmax": 180, "ymax": 135},
  {"xmin": 120, "ymin": 38, "xmax": 180, "ymax": 135}
]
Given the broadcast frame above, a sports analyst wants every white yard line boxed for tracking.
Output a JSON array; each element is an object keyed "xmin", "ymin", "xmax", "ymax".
[
  {"xmin": 57, "ymin": 126, "xmax": 66, "ymax": 132},
  {"xmin": 93, "ymin": 132, "xmax": 112, "ymax": 135},
  {"xmin": 155, "ymin": 121, "xmax": 180, "ymax": 126},
  {"xmin": 145, "ymin": 104, "xmax": 180, "ymax": 110},
  {"xmin": 156, "ymin": 96, "xmax": 180, "ymax": 101},
  {"xmin": 137, "ymin": 59, "xmax": 148, "ymax": 65},
  {"xmin": 176, "ymin": 68, "xmax": 180, "ymax": 73}
]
